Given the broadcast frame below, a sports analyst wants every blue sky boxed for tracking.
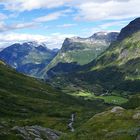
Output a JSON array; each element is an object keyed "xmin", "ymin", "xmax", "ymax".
[{"xmin": 0, "ymin": 0, "xmax": 139, "ymax": 49}]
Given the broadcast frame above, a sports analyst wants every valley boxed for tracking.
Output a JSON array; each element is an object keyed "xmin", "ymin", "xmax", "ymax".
[{"xmin": 0, "ymin": 17, "xmax": 140, "ymax": 140}]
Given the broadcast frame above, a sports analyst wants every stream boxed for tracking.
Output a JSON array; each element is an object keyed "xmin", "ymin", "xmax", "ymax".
[{"xmin": 68, "ymin": 113, "xmax": 75, "ymax": 132}]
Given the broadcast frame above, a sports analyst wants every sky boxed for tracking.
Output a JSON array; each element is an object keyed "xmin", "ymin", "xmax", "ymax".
[{"xmin": 0, "ymin": 0, "xmax": 139, "ymax": 49}]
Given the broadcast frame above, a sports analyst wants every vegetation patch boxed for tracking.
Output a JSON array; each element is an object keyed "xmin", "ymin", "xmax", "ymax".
[{"xmin": 70, "ymin": 91, "xmax": 128, "ymax": 105}]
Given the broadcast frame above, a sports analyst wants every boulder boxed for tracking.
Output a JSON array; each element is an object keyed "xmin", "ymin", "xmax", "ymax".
[
  {"xmin": 12, "ymin": 125, "xmax": 62, "ymax": 140},
  {"xmin": 111, "ymin": 106, "xmax": 125, "ymax": 113}
]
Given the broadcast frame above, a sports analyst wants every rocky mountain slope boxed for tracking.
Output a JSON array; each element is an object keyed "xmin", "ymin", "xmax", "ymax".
[
  {"xmin": 40, "ymin": 32, "xmax": 119, "ymax": 77},
  {"xmin": 0, "ymin": 42, "xmax": 58, "ymax": 77},
  {"xmin": 118, "ymin": 17, "xmax": 140, "ymax": 41}
]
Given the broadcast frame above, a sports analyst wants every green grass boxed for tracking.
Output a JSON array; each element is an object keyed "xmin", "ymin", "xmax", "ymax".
[
  {"xmin": 70, "ymin": 91, "xmax": 128, "ymax": 105},
  {"xmin": 100, "ymin": 96, "xmax": 128, "ymax": 104}
]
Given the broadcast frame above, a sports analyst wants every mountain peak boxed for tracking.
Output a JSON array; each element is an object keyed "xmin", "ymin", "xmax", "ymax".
[
  {"xmin": 117, "ymin": 17, "xmax": 140, "ymax": 41},
  {"xmin": 90, "ymin": 32, "xmax": 119, "ymax": 43},
  {"xmin": 0, "ymin": 41, "xmax": 58, "ymax": 77},
  {"xmin": 63, "ymin": 31, "xmax": 119, "ymax": 46},
  {"xmin": 23, "ymin": 41, "xmax": 47, "ymax": 48}
]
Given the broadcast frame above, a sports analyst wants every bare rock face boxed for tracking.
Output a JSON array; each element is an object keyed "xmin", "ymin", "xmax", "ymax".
[
  {"xmin": 90, "ymin": 32, "xmax": 119, "ymax": 43},
  {"xmin": 111, "ymin": 106, "xmax": 125, "ymax": 113},
  {"xmin": 12, "ymin": 125, "xmax": 62, "ymax": 140},
  {"xmin": 62, "ymin": 32, "xmax": 119, "ymax": 52}
]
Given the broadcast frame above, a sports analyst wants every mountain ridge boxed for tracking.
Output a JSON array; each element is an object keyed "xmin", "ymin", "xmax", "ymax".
[
  {"xmin": 40, "ymin": 31, "xmax": 119, "ymax": 78},
  {"xmin": 44, "ymin": 18, "xmax": 140, "ymax": 96},
  {"xmin": 0, "ymin": 41, "xmax": 59, "ymax": 77},
  {"xmin": 117, "ymin": 17, "xmax": 140, "ymax": 41},
  {"xmin": 71, "ymin": 18, "xmax": 140, "ymax": 94}
]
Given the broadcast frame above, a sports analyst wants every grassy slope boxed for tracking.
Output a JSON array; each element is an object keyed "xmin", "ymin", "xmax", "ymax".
[
  {"xmin": 60, "ymin": 107, "xmax": 140, "ymax": 140},
  {"xmin": 91, "ymin": 31, "xmax": 140, "ymax": 70},
  {"xmin": 40, "ymin": 42, "xmax": 109, "ymax": 77},
  {"xmin": 0, "ymin": 62, "xmax": 109, "ymax": 139},
  {"xmin": 70, "ymin": 91, "xmax": 128, "ymax": 105},
  {"xmin": 66, "ymin": 32, "xmax": 140, "ymax": 95},
  {"xmin": 42, "ymin": 32, "xmax": 140, "ymax": 98}
]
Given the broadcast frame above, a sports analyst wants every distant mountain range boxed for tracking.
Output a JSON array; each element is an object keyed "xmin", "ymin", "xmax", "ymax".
[
  {"xmin": 0, "ymin": 32, "xmax": 119, "ymax": 79},
  {"xmin": 0, "ymin": 41, "xmax": 59, "ymax": 77},
  {"xmin": 40, "ymin": 32, "xmax": 119, "ymax": 77}
]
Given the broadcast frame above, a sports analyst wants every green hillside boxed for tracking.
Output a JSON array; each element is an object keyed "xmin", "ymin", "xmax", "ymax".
[
  {"xmin": 75, "ymin": 31, "xmax": 140, "ymax": 94},
  {"xmin": 46, "ymin": 42, "xmax": 108, "ymax": 69},
  {"xmin": 40, "ymin": 32, "xmax": 119, "ymax": 77},
  {"xmin": 61, "ymin": 106, "xmax": 140, "ymax": 140},
  {"xmin": 47, "ymin": 20, "xmax": 140, "ymax": 97},
  {"xmin": 0, "ymin": 61, "xmax": 108, "ymax": 139}
]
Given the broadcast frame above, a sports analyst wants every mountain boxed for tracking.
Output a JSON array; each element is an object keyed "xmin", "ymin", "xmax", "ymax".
[
  {"xmin": 44, "ymin": 18, "xmax": 140, "ymax": 96},
  {"xmin": 0, "ymin": 18, "xmax": 140, "ymax": 140},
  {"xmin": 83, "ymin": 19, "xmax": 140, "ymax": 93},
  {"xmin": 47, "ymin": 19, "xmax": 140, "ymax": 140},
  {"xmin": 118, "ymin": 17, "xmax": 140, "ymax": 41},
  {"xmin": 74, "ymin": 18, "xmax": 140, "ymax": 94},
  {"xmin": 0, "ymin": 41, "xmax": 58, "ymax": 77},
  {"xmin": 40, "ymin": 32, "xmax": 119, "ymax": 77},
  {"xmin": 0, "ymin": 59, "xmax": 111, "ymax": 139}
]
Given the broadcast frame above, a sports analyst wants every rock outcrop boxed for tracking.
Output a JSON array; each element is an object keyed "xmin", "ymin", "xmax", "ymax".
[
  {"xmin": 111, "ymin": 106, "xmax": 125, "ymax": 113},
  {"xmin": 12, "ymin": 125, "xmax": 62, "ymax": 140}
]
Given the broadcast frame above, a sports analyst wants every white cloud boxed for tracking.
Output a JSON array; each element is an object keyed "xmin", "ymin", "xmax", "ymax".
[
  {"xmin": 0, "ymin": 22, "xmax": 37, "ymax": 32},
  {"xmin": 0, "ymin": 22, "xmax": 6, "ymax": 31},
  {"xmin": 35, "ymin": 12, "xmax": 63, "ymax": 23},
  {"xmin": 99, "ymin": 20, "xmax": 130, "ymax": 30},
  {"xmin": 0, "ymin": 13, "xmax": 7, "ymax": 20},
  {"xmin": 35, "ymin": 9, "xmax": 72, "ymax": 23},
  {"xmin": 0, "ymin": 9, "xmax": 73, "ymax": 32},
  {"xmin": 0, "ymin": 32, "xmax": 75, "ymax": 49},
  {"xmin": 81, "ymin": 20, "xmax": 129, "ymax": 37},
  {"xmin": 75, "ymin": 0, "xmax": 140, "ymax": 21},
  {"xmin": 0, "ymin": 0, "xmax": 70, "ymax": 12},
  {"xmin": 1, "ymin": 0, "xmax": 139, "ymax": 22},
  {"xmin": 12, "ymin": 22, "xmax": 36, "ymax": 29},
  {"xmin": 0, "ymin": 0, "xmax": 139, "ymax": 51},
  {"xmin": 57, "ymin": 23, "xmax": 77, "ymax": 28}
]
